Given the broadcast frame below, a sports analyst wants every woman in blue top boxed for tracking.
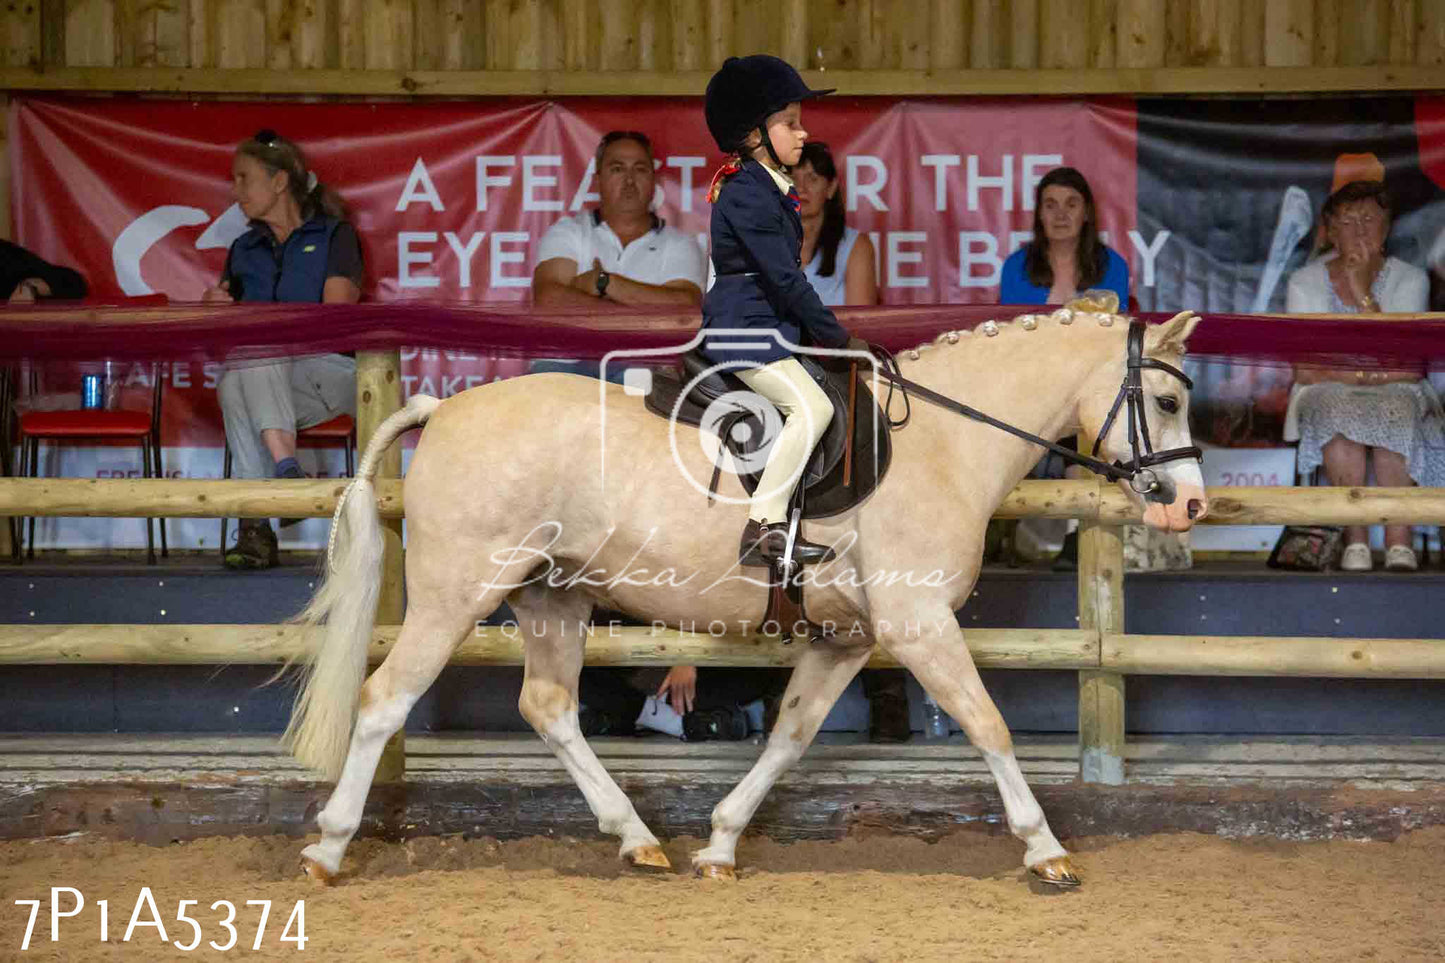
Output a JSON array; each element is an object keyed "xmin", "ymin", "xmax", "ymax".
[
  {"xmin": 999, "ymin": 166, "xmax": 1129, "ymax": 307},
  {"xmin": 702, "ymin": 55, "xmax": 866, "ymax": 568},
  {"xmin": 1000, "ymin": 167, "xmax": 1127, "ymax": 572}
]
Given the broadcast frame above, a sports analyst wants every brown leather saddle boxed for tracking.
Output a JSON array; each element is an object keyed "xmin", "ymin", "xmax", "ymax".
[
  {"xmin": 643, "ymin": 348, "xmax": 894, "ymax": 639},
  {"xmin": 643, "ymin": 348, "xmax": 892, "ymax": 518}
]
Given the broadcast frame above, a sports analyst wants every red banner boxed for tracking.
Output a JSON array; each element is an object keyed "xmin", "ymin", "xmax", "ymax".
[{"xmin": 11, "ymin": 95, "xmax": 1136, "ymax": 305}]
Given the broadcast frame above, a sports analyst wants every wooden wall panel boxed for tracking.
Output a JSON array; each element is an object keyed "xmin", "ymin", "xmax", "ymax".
[
  {"xmin": 2, "ymin": 3, "xmax": 41, "ymax": 67},
  {"xmin": 1, "ymin": 0, "xmax": 1439, "ymax": 92},
  {"xmin": 808, "ymin": 0, "xmax": 854, "ymax": 71},
  {"xmin": 0, "ymin": 94, "xmax": 9, "ymax": 240},
  {"xmin": 1387, "ymin": 0, "xmax": 1415, "ymax": 65},
  {"xmin": 1040, "ymin": 0, "xmax": 1089, "ymax": 69},
  {"xmin": 1264, "ymin": 0, "xmax": 1313, "ymax": 67},
  {"xmin": 968, "ymin": 0, "xmax": 1001, "ymax": 69},
  {"xmin": 1338, "ymin": 0, "xmax": 1389, "ymax": 66},
  {"xmin": 928, "ymin": 0, "xmax": 967, "ymax": 70},
  {"xmin": 66, "ymin": 0, "xmax": 115, "ymax": 66},
  {"xmin": 1162, "ymin": 0, "xmax": 1188, "ymax": 67},
  {"xmin": 1008, "ymin": 0, "xmax": 1037, "ymax": 69},
  {"xmin": 671, "ymin": 0, "xmax": 705, "ymax": 70},
  {"xmin": 1422, "ymin": 0, "xmax": 1445, "ymax": 67},
  {"xmin": 1088, "ymin": 0, "xmax": 1117, "ymax": 69},
  {"xmin": 1116, "ymin": 0, "xmax": 1164, "ymax": 69}
]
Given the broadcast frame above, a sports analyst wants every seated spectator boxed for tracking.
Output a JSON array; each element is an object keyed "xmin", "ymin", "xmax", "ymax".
[
  {"xmin": 795, "ymin": 141, "xmax": 877, "ymax": 305},
  {"xmin": 1285, "ymin": 179, "xmax": 1434, "ymax": 571},
  {"xmin": 795, "ymin": 141, "xmax": 907, "ymax": 742},
  {"xmin": 580, "ymin": 664, "xmax": 784, "ymax": 743},
  {"xmin": 1001, "ymin": 167, "xmax": 1132, "ymax": 571},
  {"xmin": 1, "ymin": 239, "xmax": 87, "ymax": 302},
  {"xmin": 999, "ymin": 166, "xmax": 1128, "ymax": 308},
  {"xmin": 529, "ymin": 131, "xmax": 706, "ymax": 377},
  {"xmin": 206, "ymin": 129, "xmax": 363, "ymax": 570}
]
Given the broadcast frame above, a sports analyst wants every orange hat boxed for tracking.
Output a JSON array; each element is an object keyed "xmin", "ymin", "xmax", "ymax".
[{"xmin": 1330, "ymin": 153, "xmax": 1385, "ymax": 194}]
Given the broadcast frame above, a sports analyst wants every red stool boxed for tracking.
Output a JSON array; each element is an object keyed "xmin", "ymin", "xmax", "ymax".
[
  {"xmin": 219, "ymin": 413, "xmax": 356, "ymax": 557},
  {"xmin": 17, "ymin": 365, "xmax": 167, "ymax": 564}
]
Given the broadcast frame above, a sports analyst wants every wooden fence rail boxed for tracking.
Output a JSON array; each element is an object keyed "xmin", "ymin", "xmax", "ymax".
[
  {"xmin": 6, "ymin": 342, "xmax": 1445, "ymax": 787},
  {"xmin": 4, "ymin": 477, "xmax": 1445, "ymax": 526},
  {"xmin": 3, "ymin": 624, "xmax": 1440, "ymax": 679}
]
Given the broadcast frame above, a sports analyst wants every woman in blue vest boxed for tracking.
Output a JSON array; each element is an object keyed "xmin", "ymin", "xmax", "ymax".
[
  {"xmin": 703, "ymin": 55, "xmax": 867, "ymax": 568},
  {"xmin": 206, "ymin": 129, "xmax": 364, "ymax": 570}
]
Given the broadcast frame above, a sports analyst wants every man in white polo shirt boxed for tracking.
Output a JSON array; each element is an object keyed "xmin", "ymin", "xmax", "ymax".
[{"xmin": 532, "ymin": 130, "xmax": 706, "ymax": 311}]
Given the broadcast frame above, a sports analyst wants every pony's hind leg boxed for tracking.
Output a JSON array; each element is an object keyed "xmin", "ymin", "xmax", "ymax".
[
  {"xmin": 299, "ymin": 603, "xmax": 473, "ymax": 882},
  {"xmin": 692, "ymin": 636, "xmax": 874, "ymax": 879},
  {"xmin": 876, "ymin": 605, "xmax": 1078, "ymax": 888},
  {"xmin": 512, "ymin": 586, "xmax": 670, "ymax": 870}
]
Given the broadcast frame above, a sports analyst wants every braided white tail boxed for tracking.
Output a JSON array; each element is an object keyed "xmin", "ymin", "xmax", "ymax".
[{"xmin": 280, "ymin": 393, "xmax": 441, "ymax": 780}]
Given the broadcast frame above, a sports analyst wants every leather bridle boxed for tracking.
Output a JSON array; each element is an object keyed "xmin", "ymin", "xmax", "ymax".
[
  {"xmin": 870, "ymin": 319, "xmax": 1201, "ymax": 495},
  {"xmin": 1088, "ymin": 319, "xmax": 1202, "ymax": 495}
]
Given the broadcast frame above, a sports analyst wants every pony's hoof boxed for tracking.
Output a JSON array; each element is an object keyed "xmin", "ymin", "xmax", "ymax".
[
  {"xmin": 299, "ymin": 855, "xmax": 336, "ymax": 886},
  {"xmin": 1027, "ymin": 856, "xmax": 1081, "ymax": 889},
  {"xmin": 694, "ymin": 862, "xmax": 737, "ymax": 881},
  {"xmin": 624, "ymin": 844, "xmax": 672, "ymax": 871}
]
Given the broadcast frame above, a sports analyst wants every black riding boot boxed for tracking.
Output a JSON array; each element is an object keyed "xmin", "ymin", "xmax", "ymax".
[{"xmin": 738, "ymin": 518, "xmax": 836, "ymax": 567}]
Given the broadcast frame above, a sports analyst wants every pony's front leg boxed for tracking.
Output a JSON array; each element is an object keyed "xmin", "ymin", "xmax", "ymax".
[
  {"xmin": 692, "ymin": 637, "xmax": 874, "ymax": 879},
  {"xmin": 877, "ymin": 607, "xmax": 1078, "ymax": 888},
  {"xmin": 513, "ymin": 590, "xmax": 669, "ymax": 870}
]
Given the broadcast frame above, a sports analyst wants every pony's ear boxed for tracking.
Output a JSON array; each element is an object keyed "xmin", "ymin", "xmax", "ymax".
[{"xmin": 1147, "ymin": 310, "xmax": 1200, "ymax": 354}]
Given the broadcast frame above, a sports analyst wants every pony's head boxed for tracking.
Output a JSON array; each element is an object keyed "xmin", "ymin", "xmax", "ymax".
[{"xmin": 1076, "ymin": 307, "xmax": 1208, "ymax": 532}]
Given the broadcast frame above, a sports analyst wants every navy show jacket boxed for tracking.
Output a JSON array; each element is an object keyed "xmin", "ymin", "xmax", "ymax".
[{"xmin": 701, "ymin": 159, "xmax": 851, "ymax": 366}]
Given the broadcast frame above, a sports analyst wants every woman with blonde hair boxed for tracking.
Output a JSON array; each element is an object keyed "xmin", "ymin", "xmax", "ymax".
[{"xmin": 206, "ymin": 129, "xmax": 364, "ymax": 570}]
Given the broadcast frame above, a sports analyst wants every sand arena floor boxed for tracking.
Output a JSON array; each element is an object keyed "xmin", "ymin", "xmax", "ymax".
[{"xmin": 3, "ymin": 827, "xmax": 1443, "ymax": 962}]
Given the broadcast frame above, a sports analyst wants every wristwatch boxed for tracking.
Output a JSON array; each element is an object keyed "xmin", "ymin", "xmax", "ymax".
[{"xmin": 595, "ymin": 269, "xmax": 610, "ymax": 297}]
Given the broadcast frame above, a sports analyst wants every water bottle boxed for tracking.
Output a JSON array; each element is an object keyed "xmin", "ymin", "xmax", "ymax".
[
  {"xmin": 922, "ymin": 693, "xmax": 949, "ymax": 740},
  {"xmin": 103, "ymin": 360, "xmax": 117, "ymax": 409}
]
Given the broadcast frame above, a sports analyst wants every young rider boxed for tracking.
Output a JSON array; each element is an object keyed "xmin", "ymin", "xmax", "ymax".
[{"xmin": 702, "ymin": 55, "xmax": 867, "ymax": 569}]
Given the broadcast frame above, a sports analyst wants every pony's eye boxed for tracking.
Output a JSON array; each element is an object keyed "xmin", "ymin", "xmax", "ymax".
[{"xmin": 1156, "ymin": 396, "xmax": 1179, "ymax": 415}]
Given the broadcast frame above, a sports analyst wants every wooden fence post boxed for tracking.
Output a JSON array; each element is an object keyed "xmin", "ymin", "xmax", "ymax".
[
  {"xmin": 1077, "ymin": 478, "xmax": 1126, "ymax": 785},
  {"xmin": 355, "ymin": 348, "xmax": 406, "ymax": 783}
]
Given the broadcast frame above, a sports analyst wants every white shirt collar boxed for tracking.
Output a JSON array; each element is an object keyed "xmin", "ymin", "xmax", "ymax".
[{"xmin": 759, "ymin": 162, "xmax": 794, "ymax": 197}]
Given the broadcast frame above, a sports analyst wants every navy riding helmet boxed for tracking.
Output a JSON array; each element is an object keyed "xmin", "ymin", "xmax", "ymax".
[{"xmin": 704, "ymin": 55, "xmax": 834, "ymax": 163}]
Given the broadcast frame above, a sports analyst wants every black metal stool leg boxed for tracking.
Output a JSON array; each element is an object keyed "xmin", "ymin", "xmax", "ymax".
[
  {"xmin": 142, "ymin": 437, "xmax": 156, "ymax": 565},
  {"xmin": 220, "ymin": 442, "xmax": 232, "ymax": 559},
  {"xmin": 152, "ymin": 429, "xmax": 168, "ymax": 558},
  {"xmin": 26, "ymin": 438, "xmax": 38, "ymax": 560}
]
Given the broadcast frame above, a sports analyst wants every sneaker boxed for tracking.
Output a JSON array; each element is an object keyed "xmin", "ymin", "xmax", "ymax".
[
  {"xmin": 683, "ymin": 706, "xmax": 749, "ymax": 742},
  {"xmin": 578, "ymin": 707, "xmax": 635, "ymax": 737},
  {"xmin": 1051, "ymin": 529, "xmax": 1079, "ymax": 572},
  {"xmin": 1340, "ymin": 543, "xmax": 1373, "ymax": 572},
  {"xmin": 1384, "ymin": 545, "xmax": 1418, "ymax": 572},
  {"xmin": 224, "ymin": 520, "xmax": 278, "ymax": 570},
  {"xmin": 276, "ymin": 463, "xmax": 308, "ymax": 529}
]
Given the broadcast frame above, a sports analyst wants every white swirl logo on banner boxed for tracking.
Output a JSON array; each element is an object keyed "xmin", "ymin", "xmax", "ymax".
[{"xmin": 111, "ymin": 203, "xmax": 249, "ymax": 296}]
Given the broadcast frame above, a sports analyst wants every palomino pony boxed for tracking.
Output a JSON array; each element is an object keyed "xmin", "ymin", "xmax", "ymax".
[{"xmin": 285, "ymin": 304, "xmax": 1208, "ymax": 888}]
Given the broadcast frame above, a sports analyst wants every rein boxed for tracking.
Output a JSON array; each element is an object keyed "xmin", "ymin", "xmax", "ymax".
[{"xmin": 868, "ymin": 319, "xmax": 1201, "ymax": 494}]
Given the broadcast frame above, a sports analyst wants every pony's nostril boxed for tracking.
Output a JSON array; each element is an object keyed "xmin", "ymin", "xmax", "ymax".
[{"xmin": 1187, "ymin": 498, "xmax": 1205, "ymax": 520}]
